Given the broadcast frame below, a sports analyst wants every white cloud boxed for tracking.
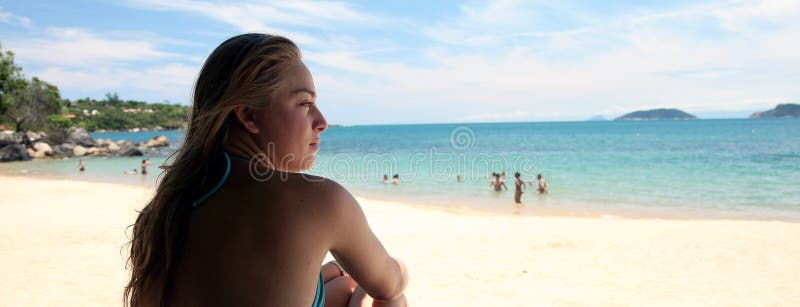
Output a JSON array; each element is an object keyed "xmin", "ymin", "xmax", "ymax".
[
  {"xmin": 4, "ymin": 27, "xmax": 199, "ymax": 103},
  {"xmin": 712, "ymin": 0, "xmax": 800, "ymax": 33},
  {"xmin": 6, "ymin": 27, "xmax": 179, "ymax": 67},
  {"xmin": 0, "ymin": 8, "xmax": 31, "ymax": 28},
  {"xmin": 5, "ymin": 0, "xmax": 799, "ymax": 123},
  {"xmin": 124, "ymin": 0, "xmax": 383, "ymax": 46},
  {"xmin": 306, "ymin": 0, "xmax": 800, "ymax": 123},
  {"xmin": 35, "ymin": 63, "xmax": 198, "ymax": 103}
]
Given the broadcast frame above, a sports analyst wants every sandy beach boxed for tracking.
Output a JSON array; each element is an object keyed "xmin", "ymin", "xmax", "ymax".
[{"xmin": 1, "ymin": 175, "xmax": 799, "ymax": 306}]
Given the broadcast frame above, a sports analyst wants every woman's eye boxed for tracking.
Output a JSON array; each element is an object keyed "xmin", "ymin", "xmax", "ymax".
[{"xmin": 301, "ymin": 101, "xmax": 312, "ymax": 108}]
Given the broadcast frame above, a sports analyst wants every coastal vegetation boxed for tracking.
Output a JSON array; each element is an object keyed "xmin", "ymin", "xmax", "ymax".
[
  {"xmin": 64, "ymin": 93, "xmax": 189, "ymax": 131},
  {"xmin": 1, "ymin": 42, "xmax": 189, "ymax": 133},
  {"xmin": 614, "ymin": 108, "xmax": 697, "ymax": 121},
  {"xmin": 1, "ymin": 42, "xmax": 183, "ymax": 162}
]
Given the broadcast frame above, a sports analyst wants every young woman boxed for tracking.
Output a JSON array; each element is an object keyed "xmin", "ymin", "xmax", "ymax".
[
  {"xmin": 125, "ymin": 34, "xmax": 408, "ymax": 307},
  {"xmin": 513, "ymin": 172, "xmax": 525, "ymax": 204}
]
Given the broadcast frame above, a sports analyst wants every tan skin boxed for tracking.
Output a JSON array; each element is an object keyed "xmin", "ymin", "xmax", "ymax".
[
  {"xmin": 514, "ymin": 176, "xmax": 525, "ymax": 204},
  {"xmin": 490, "ymin": 176, "xmax": 507, "ymax": 191},
  {"xmin": 162, "ymin": 62, "xmax": 408, "ymax": 306}
]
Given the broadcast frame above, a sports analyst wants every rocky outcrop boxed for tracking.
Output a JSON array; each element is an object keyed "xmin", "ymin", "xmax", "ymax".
[
  {"xmin": 1, "ymin": 129, "xmax": 172, "ymax": 162},
  {"xmin": 0, "ymin": 144, "xmax": 31, "ymax": 162},
  {"xmin": 24, "ymin": 131, "xmax": 46, "ymax": 144},
  {"xmin": 118, "ymin": 144, "xmax": 144, "ymax": 156},
  {"xmin": 0, "ymin": 131, "xmax": 23, "ymax": 146},
  {"xmin": 66, "ymin": 128, "xmax": 95, "ymax": 147},
  {"xmin": 146, "ymin": 135, "xmax": 169, "ymax": 147},
  {"xmin": 73, "ymin": 145, "xmax": 88, "ymax": 157},
  {"xmin": 31, "ymin": 142, "xmax": 53, "ymax": 158}
]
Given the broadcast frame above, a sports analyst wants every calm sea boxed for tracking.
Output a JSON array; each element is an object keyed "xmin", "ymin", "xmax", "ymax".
[{"xmin": 2, "ymin": 119, "xmax": 798, "ymax": 220}]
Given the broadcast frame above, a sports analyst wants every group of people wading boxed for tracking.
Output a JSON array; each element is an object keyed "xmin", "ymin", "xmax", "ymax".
[{"xmin": 489, "ymin": 171, "xmax": 548, "ymax": 204}]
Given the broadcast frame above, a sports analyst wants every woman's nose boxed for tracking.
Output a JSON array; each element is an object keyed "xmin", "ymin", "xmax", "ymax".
[{"xmin": 314, "ymin": 110, "xmax": 328, "ymax": 133}]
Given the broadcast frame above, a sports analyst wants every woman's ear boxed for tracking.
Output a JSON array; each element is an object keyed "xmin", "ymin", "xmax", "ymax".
[{"xmin": 232, "ymin": 106, "xmax": 259, "ymax": 133}]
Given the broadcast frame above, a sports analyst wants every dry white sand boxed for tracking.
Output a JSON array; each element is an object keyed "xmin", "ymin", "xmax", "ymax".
[{"xmin": 1, "ymin": 175, "xmax": 799, "ymax": 306}]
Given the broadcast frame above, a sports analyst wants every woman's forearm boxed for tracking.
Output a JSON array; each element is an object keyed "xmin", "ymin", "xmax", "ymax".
[{"xmin": 378, "ymin": 256, "xmax": 409, "ymax": 301}]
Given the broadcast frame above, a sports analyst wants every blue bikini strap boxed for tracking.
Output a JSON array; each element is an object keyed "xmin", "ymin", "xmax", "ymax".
[
  {"xmin": 191, "ymin": 152, "xmax": 232, "ymax": 208},
  {"xmin": 228, "ymin": 154, "xmax": 250, "ymax": 162}
]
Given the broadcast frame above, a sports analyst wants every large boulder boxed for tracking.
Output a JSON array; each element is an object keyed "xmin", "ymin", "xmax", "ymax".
[
  {"xmin": 33, "ymin": 142, "xmax": 53, "ymax": 153},
  {"xmin": 73, "ymin": 145, "xmax": 88, "ymax": 157},
  {"xmin": 13, "ymin": 131, "xmax": 26, "ymax": 143},
  {"xmin": 24, "ymin": 131, "xmax": 45, "ymax": 144},
  {"xmin": 56, "ymin": 143, "xmax": 75, "ymax": 156},
  {"xmin": 119, "ymin": 144, "xmax": 143, "ymax": 156},
  {"xmin": 0, "ymin": 130, "xmax": 22, "ymax": 146},
  {"xmin": 48, "ymin": 147, "xmax": 66, "ymax": 158},
  {"xmin": 146, "ymin": 135, "xmax": 169, "ymax": 147},
  {"xmin": 66, "ymin": 128, "xmax": 95, "ymax": 147},
  {"xmin": 32, "ymin": 142, "xmax": 53, "ymax": 158},
  {"xmin": 107, "ymin": 141, "xmax": 120, "ymax": 152},
  {"xmin": 0, "ymin": 144, "xmax": 31, "ymax": 162},
  {"xmin": 30, "ymin": 149, "xmax": 45, "ymax": 158}
]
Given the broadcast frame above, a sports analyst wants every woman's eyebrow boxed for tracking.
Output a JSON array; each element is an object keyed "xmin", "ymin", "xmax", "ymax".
[{"xmin": 291, "ymin": 87, "xmax": 316, "ymax": 98}]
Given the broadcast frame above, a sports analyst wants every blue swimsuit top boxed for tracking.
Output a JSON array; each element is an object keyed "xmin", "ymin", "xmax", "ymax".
[{"xmin": 192, "ymin": 152, "xmax": 326, "ymax": 307}]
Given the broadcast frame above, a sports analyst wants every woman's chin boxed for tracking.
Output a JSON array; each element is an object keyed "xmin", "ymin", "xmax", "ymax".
[{"xmin": 295, "ymin": 155, "xmax": 316, "ymax": 172}]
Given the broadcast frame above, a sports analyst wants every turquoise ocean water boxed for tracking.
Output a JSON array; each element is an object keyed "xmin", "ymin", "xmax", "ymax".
[{"xmin": 2, "ymin": 119, "xmax": 798, "ymax": 220}]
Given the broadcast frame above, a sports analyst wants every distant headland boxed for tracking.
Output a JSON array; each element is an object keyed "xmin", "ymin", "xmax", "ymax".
[
  {"xmin": 749, "ymin": 103, "xmax": 800, "ymax": 119},
  {"xmin": 586, "ymin": 115, "xmax": 609, "ymax": 121},
  {"xmin": 614, "ymin": 108, "xmax": 698, "ymax": 121}
]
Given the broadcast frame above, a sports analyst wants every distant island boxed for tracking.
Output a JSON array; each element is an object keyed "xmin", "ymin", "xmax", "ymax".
[
  {"xmin": 586, "ymin": 115, "xmax": 608, "ymax": 121},
  {"xmin": 615, "ymin": 108, "xmax": 697, "ymax": 121},
  {"xmin": 749, "ymin": 103, "xmax": 800, "ymax": 119}
]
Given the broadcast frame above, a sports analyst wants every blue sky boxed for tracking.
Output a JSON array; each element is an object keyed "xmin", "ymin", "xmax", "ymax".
[{"xmin": 1, "ymin": 0, "xmax": 799, "ymax": 124}]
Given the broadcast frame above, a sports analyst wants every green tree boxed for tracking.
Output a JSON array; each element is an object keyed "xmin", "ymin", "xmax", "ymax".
[
  {"xmin": 46, "ymin": 114, "xmax": 72, "ymax": 129},
  {"xmin": 0, "ymin": 43, "xmax": 28, "ymax": 121},
  {"xmin": 105, "ymin": 92, "xmax": 121, "ymax": 103},
  {"xmin": 3, "ymin": 77, "xmax": 62, "ymax": 131}
]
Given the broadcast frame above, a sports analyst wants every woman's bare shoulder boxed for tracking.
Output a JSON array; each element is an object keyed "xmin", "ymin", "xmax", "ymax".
[{"xmin": 283, "ymin": 173, "xmax": 358, "ymax": 210}]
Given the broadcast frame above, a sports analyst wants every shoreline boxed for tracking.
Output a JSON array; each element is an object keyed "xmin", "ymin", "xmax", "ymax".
[
  {"xmin": 1, "ymin": 173, "xmax": 798, "ymax": 224},
  {"xmin": 2, "ymin": 175, "xmax": 799, "ymax": 306}
]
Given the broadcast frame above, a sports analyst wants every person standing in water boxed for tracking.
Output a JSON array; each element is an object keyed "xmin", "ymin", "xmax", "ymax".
[
  {"xmin": 513, "ymin": 172, "xmax": 525, "ymax": 203},
  {"xmin": 391, "ymin": 174, "xmax": 399, "ymax": 185},
  {"xmin": 536, "ymin": 173, "xmax": 548, "ymax": 194},
  {"xmin": 141, "ymin": 158, "xmax": 151, "ymax": 175},
  {"xmin": 78, "ymin": 159, "xmax": 85, "ymax": 172},
  {"xmin": 490, "ymin": 173, "xmax": 507, "ymax": 191}
]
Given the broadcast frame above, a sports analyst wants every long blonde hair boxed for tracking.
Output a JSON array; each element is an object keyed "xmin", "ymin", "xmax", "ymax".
[{"xmin": 124, "ymin": 34, "xmax": 301, "ymax": 306}]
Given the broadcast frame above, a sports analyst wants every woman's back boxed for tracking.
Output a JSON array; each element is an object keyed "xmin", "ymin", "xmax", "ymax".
[{"xmin": 169, "ymin": 166, "xmax": 338, "ymax": 306}]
